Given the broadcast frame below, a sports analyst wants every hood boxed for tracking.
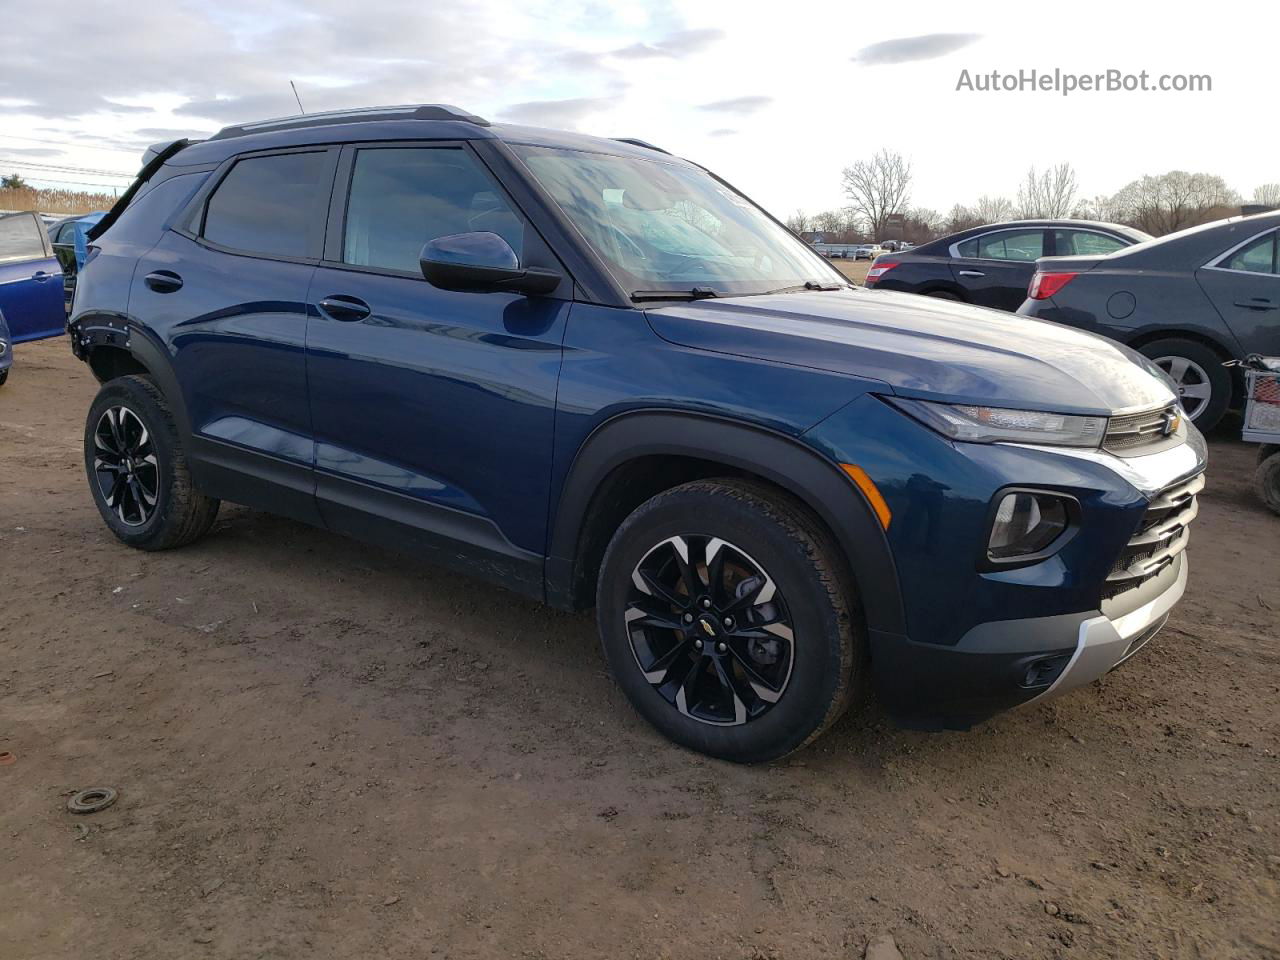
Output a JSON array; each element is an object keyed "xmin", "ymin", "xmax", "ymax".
[{"xmin": 645, "ymin": 288, "xmax": 1174, "ymax": 415}]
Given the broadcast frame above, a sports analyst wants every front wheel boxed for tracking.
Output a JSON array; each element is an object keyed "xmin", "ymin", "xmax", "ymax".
[
  {"xmin": 84, "ymin": 375, "xmax": 220, "ymax": 550},
  {"xmin": 596, "ymin": 479, "xmax": 861, "ymax": 763},
  {"xmin": 1256, "ymin": 452, "xmax": 1280, "ymax": 517}
]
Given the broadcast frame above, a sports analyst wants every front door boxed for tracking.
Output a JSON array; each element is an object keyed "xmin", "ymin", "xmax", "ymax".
[{"xmin": 305, "ymin": 143, "xmax": 570, "ymax": 592}]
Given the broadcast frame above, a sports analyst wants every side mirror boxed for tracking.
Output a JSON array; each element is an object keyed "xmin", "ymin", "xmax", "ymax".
[{"xmin": 419, "ymin": 232, "xmax": 561, "ymax": 296}]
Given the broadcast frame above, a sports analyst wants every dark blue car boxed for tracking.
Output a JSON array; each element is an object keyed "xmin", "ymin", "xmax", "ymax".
[
  {"xmin": 68, "ymin": 105, "xmax": 1207, "ymax": 761},
  {"xmin": 0, "ymin": 307, "xmax": 11, "ymax": 386},
  {"xmin": 0, "ymin": 211, "xmax": 66, "ymax": 343}
]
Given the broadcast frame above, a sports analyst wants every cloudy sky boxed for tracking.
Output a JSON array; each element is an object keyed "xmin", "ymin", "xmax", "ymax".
[{"xmin": 0, "ymin": 0, "xmax": 1272, "ymax": 217}]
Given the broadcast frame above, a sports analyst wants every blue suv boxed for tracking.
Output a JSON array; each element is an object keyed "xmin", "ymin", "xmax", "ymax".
[{"xmin": 70, "ymin": 105, "xmax": 1207, "ymax": 761}]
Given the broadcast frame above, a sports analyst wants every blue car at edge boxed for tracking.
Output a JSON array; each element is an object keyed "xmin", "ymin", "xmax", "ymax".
[
  {"xmin": 67, "ymin": 105, "xmax": 1208, "ymax": 762},
  {"xmin": 0, "ymin": 210, "xmax": 66, "ymax": 344}
]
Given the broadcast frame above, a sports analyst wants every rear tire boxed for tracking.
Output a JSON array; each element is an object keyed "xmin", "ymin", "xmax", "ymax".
[
  {"xmin": 596, "ymin": 478, "xmax": 860, "ymax": 763},
  {"xmin": 84, "ymin": 375, "xmax": 220, "ymax": 550},
  {"xmin": 1255, "ymin": 452, "xmax": 1280, "ymax": 517},
  {"xmin": 0, "ymin": 369, "xmax": 8, "ymax": 387},
  {"xmin": 1138, "ymin": 338, "xmax": 1230, "ymax": 430}
]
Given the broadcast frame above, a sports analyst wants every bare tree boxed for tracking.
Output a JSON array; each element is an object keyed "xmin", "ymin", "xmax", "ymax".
[
  {"xmin": 946, "ymin": 203, "xmax": 982, "ymax": 233},
  {"xmin": 1016, "ymin": 164, "xmax": 1078, "ymax": 218},
  {"xmin": 841, "ymin": 149, "xmax": 912, "ymax": 237},
  {"xmin": 1111, "ymin": 171, "xmax": 1240, "ymax": 234},
  {"xmin": 811, "ymin": 209, "xmax": 845, "ymax": 233},
  {"xmin": 1252, "ymin": 183, "xmax": 1280, "ymax": 208},
  {"xmin": 974, "ymin": 195, "xmax": 1015, "ymax": 224},
  {"xmin": 1072, "ymin": 194, "xmax": 1124, "ymax": 222},
  {"xmin": 784, "ymin": 210, "xmax": 811, "ymax": 233}
]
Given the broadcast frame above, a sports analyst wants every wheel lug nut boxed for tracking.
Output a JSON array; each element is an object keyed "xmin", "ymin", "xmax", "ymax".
[
  {"xmin": 683, "ymin": 613, "xmax": 694, "ymax": 624},
  {"xmin": 723, "ymin": 616, "xmax": 733, "ymax": 628},
  {"xmin": 694, "ymin": 639, "xmax": 704, "ymax": 650},
  {"xmin": 700, "ymin": 597, "xmax": 712, "ymax": 609},
  {"xmin": 716, "ymin": 642, "xmax": 727, "ymax": 653}
]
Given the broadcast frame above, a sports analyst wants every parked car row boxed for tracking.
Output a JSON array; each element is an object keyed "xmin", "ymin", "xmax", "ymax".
[
  {"xmin": 866, "ymin": 214, "xmax": 1280, "ymax": 430},
  {"xmin": 66, "ymin": 105, "xmax": 1206, "ymax": 762}
]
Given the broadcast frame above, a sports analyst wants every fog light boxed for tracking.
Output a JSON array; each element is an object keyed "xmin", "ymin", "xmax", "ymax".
[{"xmin": 988, "ymin": 492, "xmax": 1069, "ymax": 561}]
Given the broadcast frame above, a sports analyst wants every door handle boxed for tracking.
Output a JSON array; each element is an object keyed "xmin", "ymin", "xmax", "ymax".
[
  {"xmin": 957, "ymin": 270, "xmax": 985, "ymax": 278},
  {"xmin": 1234, "ymin": 298, "xmax": 1277, "ymax": 311},
  {"xmin": 318, "ymin": 296, "xmax": 371, "ymax": 322},
  {"xmin": 144, "ymin": 270, "xmax": 184, "ymax": 293},
  {"xmin": 32, "ymin": 270, "xmax": 52, "ymax": 282}
]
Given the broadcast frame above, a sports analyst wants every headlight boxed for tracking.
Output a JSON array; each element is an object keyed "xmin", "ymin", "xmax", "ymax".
[{"xmin": 888, "ymin": 397, "xmax": 1107, "ymax": 448}]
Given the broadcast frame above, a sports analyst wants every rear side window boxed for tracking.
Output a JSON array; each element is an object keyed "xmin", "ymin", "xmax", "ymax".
[
  {"xmin": 0, "ymin": 214, "xmax": 46, "ymax": 263},
  {"xmin": 956, "ymin": 229, "xmax": 1044, "ymax": 261},
  {"xmin": 1054, "ymin": 229, "xmax": 1127, "ymax": 256},
  {"xmin": 203, "ymin": 152, "xmax": 329, "ymax": 258},
  {"xmin": 342, "ymin": 147, "xmax": 524, "ymax": 273},
  {"xmin": 1224, "ymin": 232, "xmax": 1277, "ymax": 274}
]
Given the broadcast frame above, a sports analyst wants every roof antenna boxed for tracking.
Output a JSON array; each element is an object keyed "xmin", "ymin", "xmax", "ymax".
[{"xmin": 290, "ymin": 80, "xmax": 306, "ymax": 115}]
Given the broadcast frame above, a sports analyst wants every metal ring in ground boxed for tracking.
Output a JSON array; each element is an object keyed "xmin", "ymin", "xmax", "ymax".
[{"xmin": 67, "ymin": 787, "xmax": 119, "ymax": 814}]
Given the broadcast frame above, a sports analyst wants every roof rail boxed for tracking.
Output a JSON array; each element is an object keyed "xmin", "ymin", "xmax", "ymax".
[
  {"xmin": 209, "ymin": 104, "xmax": 489, "ymax": 141},
  {"xmin": 612, "ymin": 137, "xmax": 671, "ymax": 155}
]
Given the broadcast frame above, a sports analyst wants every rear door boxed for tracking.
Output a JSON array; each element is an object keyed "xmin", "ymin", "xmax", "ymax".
[
  {"xmin": 0, "ymin": 212, "xmax": 65, "ymax": 341},
  {"xmin": 948, "ymin": 227, "xmax": 1047, "ymax": 310},
  {"xmin": 1196, "ymin": 228, "xmax": 1280, "ymax": 356},
  {"xmin": 304, "ymin": 141, "xmax": 571, "ymax": 589},
  {"xmin": 129, "ymin": 147, "xmax": 338, "ymax": 522}
]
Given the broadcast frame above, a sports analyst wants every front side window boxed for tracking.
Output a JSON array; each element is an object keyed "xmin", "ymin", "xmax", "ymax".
[
  {"xmin": 0, "ymin": 214, "xmax": 47, "ymax": 264},
  {"xmin": 511, "ymin": 145, "xmax": 843, "ymax": 297},
  {"xmin": 956, "ymin": 229, "xmax": 1045, "ymax": 261},
  {"xmin": 1224, "ymin": 232, "xmax": 1277, "ymax": 274},
  {"xmin": 343, "ymin": 147, "xmax": 524, "ymax": 274},
  {"xmin": 1054, "ymin": 230, "xmax": 1127, "ymax": 256},
  {"xmin": 203, "ymin": 152, "xmax": 328, "ymax": 258}
]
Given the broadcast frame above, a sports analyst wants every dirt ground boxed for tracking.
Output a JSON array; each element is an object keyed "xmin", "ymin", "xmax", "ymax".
[{"xmin": 2, "ymin": 337, "xmax": 1278, "ymax": 960}]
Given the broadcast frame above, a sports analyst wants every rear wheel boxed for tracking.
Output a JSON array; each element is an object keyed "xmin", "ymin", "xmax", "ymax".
[
  {"xmin": 84, "ymin": 375, "xmax": 220, "ymax": 550},
  {"xmin": 1256, "ymin": 452, "xmax": 1280, "ymax": 516},
  {"xmin": 596, "ymin": 479, "xmax": 860, "ymax": 763},
  {"xmin": 1138, "ymin": 338, "xmax": 1230, "ymax": 430}
]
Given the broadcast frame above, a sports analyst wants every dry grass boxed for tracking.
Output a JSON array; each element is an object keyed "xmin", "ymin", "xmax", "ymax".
[
  {"xmin": 829, "ymin": 258, "xmax": 871, "ymax": 284},
  {"xmin": 0, "ymin": 185, "xmax": 117, "ymax": 215}
]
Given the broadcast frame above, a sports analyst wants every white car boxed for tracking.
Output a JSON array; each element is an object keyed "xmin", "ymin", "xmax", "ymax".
[{"xmin": 854, "ymin": 244, "xmax": 886, "ymax": 260}]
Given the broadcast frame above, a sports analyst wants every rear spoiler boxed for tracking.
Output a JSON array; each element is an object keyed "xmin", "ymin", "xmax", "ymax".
[{"xmin": 86, "ymin": 138, "xmax": 192, "ymax": 241}]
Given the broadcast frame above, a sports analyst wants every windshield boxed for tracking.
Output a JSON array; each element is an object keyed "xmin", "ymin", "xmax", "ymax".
[{"xmin": 511, "ymin": 145, "xmax": 846, "ymax": 298}]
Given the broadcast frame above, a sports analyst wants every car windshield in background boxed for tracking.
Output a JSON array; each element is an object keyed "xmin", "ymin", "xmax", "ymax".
[{"xmin": 511, "ymin": 145, "xmax": 844, "ymax": 298}]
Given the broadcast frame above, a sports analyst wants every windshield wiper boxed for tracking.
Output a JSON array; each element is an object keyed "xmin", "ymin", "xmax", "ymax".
[
  {"xmin": 761, "ymin": 280, "xmax": 847, "ymax": 295},
  {"xmin": 630, "ymin": 287, "xmax": 720, "ymax": 302}
]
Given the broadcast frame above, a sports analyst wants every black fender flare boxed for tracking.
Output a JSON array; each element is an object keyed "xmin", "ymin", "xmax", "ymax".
[
  {"xmin": 545, "ymin": 410, "xmax": 906, "ymax": 639},
  {"xmin": 72, "ymin": 313, "xmax": 192, "ymax": 441}
]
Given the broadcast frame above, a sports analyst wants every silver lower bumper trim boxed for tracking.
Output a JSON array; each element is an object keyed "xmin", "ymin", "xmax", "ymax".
[{"xmin": 1034, "ymin": 555, "xmax": 1188, "ymax": 702}]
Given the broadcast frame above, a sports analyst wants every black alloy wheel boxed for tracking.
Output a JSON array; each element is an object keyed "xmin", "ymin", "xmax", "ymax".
[
  {"xmin": 625, "ymin": 534, "xmax": 796, "ymax": 726},
  {"xmin": 92, "ymin": 405, "xmax": 159, "ymax": 526}
]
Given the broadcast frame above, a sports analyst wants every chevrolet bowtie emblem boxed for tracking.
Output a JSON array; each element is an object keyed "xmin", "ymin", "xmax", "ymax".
[
  {"xmin": 1161, "ymin": 410, "xmax": 1181, "ymax": 437},
  {"xmin": 699, "ymin": 619, "xmax": 716, "ymax": 637}
]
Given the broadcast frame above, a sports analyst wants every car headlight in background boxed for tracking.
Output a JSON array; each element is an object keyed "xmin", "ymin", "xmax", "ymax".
[
  {"xmin": 887, "ymin": 397, "xmax": 1107, "ymax": 447},
  {"xmin": 987, "ymin": 491, "xmax": 1072, "ymax": 562}
]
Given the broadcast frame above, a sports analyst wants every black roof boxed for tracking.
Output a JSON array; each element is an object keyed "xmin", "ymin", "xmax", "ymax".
[{"xmin": 208, "ymin": 104, "xmax": 491, "ymax": 141}]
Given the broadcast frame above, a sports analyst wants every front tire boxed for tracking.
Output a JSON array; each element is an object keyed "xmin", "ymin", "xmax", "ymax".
[
  {"xmin": 1256, "ymin": 452, "xmax": 1280, "ymax": 517},
  {"xmin": 596, "ymin": 479, "xmax": 860, "ymax": 763},
  {"xmin": 1139, "ymin": 338, "xmax": 1230, "ymax": 430},
  {"xmin": 84, "ymin": 375, "xmax": 220, "ymax": 550}
]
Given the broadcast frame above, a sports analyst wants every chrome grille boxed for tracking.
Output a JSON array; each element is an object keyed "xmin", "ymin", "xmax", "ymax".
[
  {"xmin": 1103, "ymin": 403, "xmax": 1182, "ymax": 455},
  {"xmin": 1102, "ymin": 473, "xmax": 1204, "ymax": 601}
]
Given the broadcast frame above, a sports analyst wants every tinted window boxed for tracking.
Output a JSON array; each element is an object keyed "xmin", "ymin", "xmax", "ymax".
[
  {"xmin": 343, "ymin": 147, "xmax": 524, "ymax": 273},
  {"xmin": 0, "ymin": 214, "xmax": 47, "ymax": 263},
  {"xmin": 958, "ymin": 229, "xmax": 1043, "ymax": 261},
  {"xmin": 203, "ymin": 152, "xmax": 328, "ymax": 258},
  {"xmin": 1055, "ymin": 229, "xmax": 1127, "ymax": 256},
  {"xmin": 1225, "ymin": 232, "xmax": 1277, "ymax": 274}
]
